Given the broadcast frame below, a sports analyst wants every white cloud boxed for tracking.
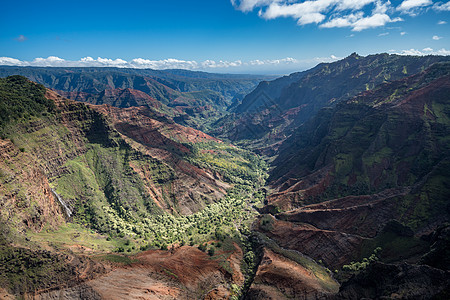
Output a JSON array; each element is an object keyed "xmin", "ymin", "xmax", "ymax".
[
  {"xmin": 14, "ymin": 35, "xmax": 27, "ymax": 42},
  {"xmin": 436, "ymin": 48, "xmax": 450, "ymax": 55},
  {"xmin": 250, "ymin": 57, "xmax": 298, "ymax": 66},
  {"xmin": 433, "ymin": 1, "xmax": 450, "ymax": 11},
  {"xmin": 320, "ymin": 12, "xmax": 363, "ymax": 28},
  {"xmin": 372, "ymin": 0, "xmax": 392, "ymax": 14},
  {"xmin": 397, "ymin": 0, "xmax": 432, "ymax": 14},
  {"xmin": 0, "ymin": 57, "xmax": 25, "ymax": 65},
  {"xmin": 400, "ymin": 31, "xmax": 407, "ymax": 35},
  {"xmin": 261, "ymin": 1, "xmax": 334, "ymax": 25},
  {"xmin": 438, "ymin": 20, "xmax": 447, "ymax": 24},
  {"xmin": 96, "ymin": 57, "xmax": 128, "ymax": 66},
  {"xmin": 233, "ymin": 0, "xmax": 406, "ymax": 31},
  {"xmin": 32, "ymin": 56, "xmax": 66, "ymax": 66},
  {"xmin": 394, "ymin": 48, "xmax": 450, "ymax": 55},
  {"xmin": 338, "ymin": 0, "xmax": 377, "ymax": 10},
  {"xmin": 433, "ymin": 35, "xmax": 443, "ymax": 40},
  {"xmin": 395, "ymin": 48, "xmax": 425, "ymax": 55},
  {"xmin": 231, "ymin": 0, "xmax": 275, "ymax": 12},
  {"xmin": 321, "ymin": 12, "xmax": 402, "ymax": 31},
  {"xmin": 353, "ymin": 13, "xmax": 402, "ymax": 31},
  {"xmin": 378, "ymin": 32, "xmax": 389, "ymax": 36}
]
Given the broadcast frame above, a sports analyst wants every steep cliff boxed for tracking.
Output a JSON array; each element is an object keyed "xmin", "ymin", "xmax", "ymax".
[
  {"xmin": 213, "ymin": 53, "xmax": 450, "ymax": 154},
  {"xmin": 250, "ymin": 62, "xmax": 450, "ymax": 298}
]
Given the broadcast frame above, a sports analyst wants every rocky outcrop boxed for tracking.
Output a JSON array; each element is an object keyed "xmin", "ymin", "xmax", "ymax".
[
  {"xmin": 0, "ymin": 77, "xmax": 246, "ymax": 237},
  {"xmin": 0, "ymin": 245, "xmax": 106, "ymax": 298},
  {"xmin": 251, "ymin": 62, "xmax": 450, "ymax": 300},
  {"xmin": 33, "ymin": 284, "xmax": 102, "ymax": 300},
  {"xmin": 0, "ymin": 138, "xmax": 64, "ymax": 232}
]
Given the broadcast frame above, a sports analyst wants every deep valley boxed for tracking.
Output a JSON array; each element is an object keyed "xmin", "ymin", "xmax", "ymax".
[{"xmin": 0, "ymin": 53, "xmax": 449, "ymax": 299}]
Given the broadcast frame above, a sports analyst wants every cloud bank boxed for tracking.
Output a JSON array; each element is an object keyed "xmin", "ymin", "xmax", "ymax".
[
  {"xmin": 231, "ymin": 0, "xmax": 444, "ymax": 30},
  {"xmin": 0, "ymin": 56, "xmax": 300, "ymax": 69},
  {"xmin": 0, "ymin": 56, "xmax": 341, "ymax": 74},
  {"xmin": 391, "ymin": 47, "xmax": 450, "ymax": 55}
]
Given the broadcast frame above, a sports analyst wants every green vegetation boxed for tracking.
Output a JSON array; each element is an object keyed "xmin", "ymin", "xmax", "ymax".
[
  {"xmin": 53, "ymin": 144, "xmax": 169, "ymax": 234},
  {"xmin": 0, "ymin": 75, "xmax": 55, "ymax": 132},
  {"xmin": 398, "ymin": 159, "xmax": 450, "ymax": 230},
  {"xmin": 186, "ymin": 141, "xmax": 268, "ymax": 187},
  {"xmin": 271, "ymin": 62, "xmax": 450, "ymax": 224},
  {"xmin": 3, "ymin": 58, "xmax": 449, "ymax": 298},
  {"xmin": 360, "ymin": 220, "xmax": 429, "ymax": 264},
  {"xmin": 95, "ymin": 254, "xmax": 137, "ymax": 265},
  {"xmin": 342, "ymin": 247, "xmax": 382, "ymax": 272},
  {"xmin": 135, "ymin": 185, "xmax": 260, "ymax": 249},
  {"xmin": 259, "ymin": 214, "xmax": 274, "ymax": 231},
  {"xmin": 27, "ymin": 223, "xmax": 124, "ymax": 253},
  {"xmin": 0, "ymin": 245, "xmax": 74, "ymax": 295}
]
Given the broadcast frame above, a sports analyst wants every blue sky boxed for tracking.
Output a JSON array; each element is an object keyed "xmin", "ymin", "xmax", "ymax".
[{"xmin": 1, "ymin": 0, "xmax": 449, "ymax": 74}]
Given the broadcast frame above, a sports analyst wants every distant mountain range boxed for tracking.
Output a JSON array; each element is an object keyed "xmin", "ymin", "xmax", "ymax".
[{"xmin": 0, "ymin": 66, "xmax": 274, "ymax": 131}]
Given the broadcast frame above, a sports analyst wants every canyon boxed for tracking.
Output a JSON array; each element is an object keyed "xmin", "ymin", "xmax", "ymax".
[{"xmin": 0, "ymin": 53, "xmax": 449, "ymax": 299}]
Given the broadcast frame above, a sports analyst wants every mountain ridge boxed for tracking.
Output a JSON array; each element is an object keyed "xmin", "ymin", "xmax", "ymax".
[{"xmin": 213, "ymin": 53, "xmax": 450, "ymax": 155}]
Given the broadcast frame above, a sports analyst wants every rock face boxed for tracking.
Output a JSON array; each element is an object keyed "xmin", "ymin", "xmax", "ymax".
[
  {"xmin": 251, "ymin": 62, "xmax": 450, "ymax": 298},
  {"xmin": 0, "ymin": 244, "xmax": 106, "ymax": 297},
  {"xmin": 0, "ymin": 138, "xmax": 63, "ymax": 232},
  {"xmin": 275, "ymin": 187, "xmax": 410, "ymax": 238},
  {"xmin": 270, "ymin": 62, "xmax": 450, "ymax": 231},
  {"xmin": 0, "ymin": 77, "xmax": 254, "ymax": 236},
  {"xmin": 1, "ymin": 54, "xmax": 450, "ymax": 299},
  {"xmin": 214, "ymin": 53, "xmax": 450, "ymax": 154}
]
